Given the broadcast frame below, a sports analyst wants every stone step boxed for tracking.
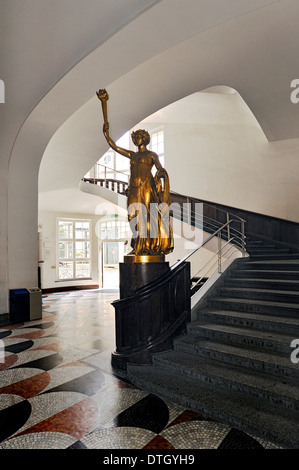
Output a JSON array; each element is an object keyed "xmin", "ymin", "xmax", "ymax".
[
  {"xmin": 250, "ymin": 254, "xmax": 299, "ymax": 260},
  {"xmin": 227, "ymin": 277, "xmax": 299, "ymax": 291},
  {"xmin": 209, "ymin": 296, "xmax": 299, "ymax": 317},
  {"xmin": 198, "ymin": 308, "xmax": 299, "ymax": 335},
  {"xmin": 186, "ymin": 322, "xmax": 294, "ymax": 355},
  {"xmin": 246, "ymin": 243, "xmax": 276, "ymax": 249},
  {"xmin": 152, "ymin": 350, "xmax": 299, "ymax": 410},
  {"xmin": 217, "ymin": 286, "xmax": 299, "ymax": 304},
  {"xmin": 247, "ymin": 248, "xmax": 290, "ymax": 255},
  {"xmin": 174, "ymin": 336, "xmax": 299, "ymax": 381},
  {"xmin": 234, "ymin": 269, "xmax": 299, "ymax": 280},
  {"xmin": 127, "ymin": 363, "xmax": 299, "ymax": 448},
  {"xmin": 237, "ymin": 259, "xmax": 299, "ymax": 271},
  {"xmin": 250, "ymin": 252, "xmax": 299, "ymax": 260}
]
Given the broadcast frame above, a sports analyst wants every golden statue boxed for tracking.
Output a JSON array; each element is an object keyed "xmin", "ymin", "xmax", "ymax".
[{"xmin": 97, "ymin": 89, "xmax": 174, "ymax": 261}]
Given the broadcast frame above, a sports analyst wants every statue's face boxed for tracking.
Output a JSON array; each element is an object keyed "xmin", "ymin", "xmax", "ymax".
[
  {"xmin": 132, "ymin": 130, "xmax": 150, "ymax": 147},
  {"xmin": 133, "ymin": 135, "xmax": 143, "ymax": 146}
]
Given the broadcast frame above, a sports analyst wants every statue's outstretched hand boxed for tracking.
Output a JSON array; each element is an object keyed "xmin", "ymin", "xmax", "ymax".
[{"xmin": 96, "ymin": 89, "xmax": 109, "ymax": 102}]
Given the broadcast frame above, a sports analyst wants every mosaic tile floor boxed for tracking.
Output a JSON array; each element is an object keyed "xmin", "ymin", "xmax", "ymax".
[{"xmin": 0, "ymin": 289, "xmax": 284, "ymax": 450}]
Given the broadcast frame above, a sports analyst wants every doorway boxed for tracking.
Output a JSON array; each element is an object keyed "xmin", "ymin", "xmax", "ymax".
[{"xmin": 102, "ymin": 241, "xmax": 130, "ymax": 288}]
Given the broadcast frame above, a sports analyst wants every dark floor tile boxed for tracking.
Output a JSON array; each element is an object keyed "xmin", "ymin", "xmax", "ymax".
[
  {"xmin": 218, "ymin": 428, "xmax": 265, "ymax": 449},
  {"xmin": 0, "ymin": 330, "xmax": 12, "ymax": 340},
  {"xmin": 13, "ymin": 353, "xmax": 63, "ymax": 371},
  {"xmin": 113, "ymin": 394, "xmax": 169, "ymax": 434},
  {"xmin": 5, "ymin": 340, "xmax": 34, "ymax": 354},
  {"xmin": 68, "ymin": 440, "xmax": 88, "ymax": 449},
  {"xmin": 0, "ymin": 401, "xmax": 32, "ymax": 442},
  {"xmin": 45, "ymin": 369, "xmax": 106, "ymax": 395}
]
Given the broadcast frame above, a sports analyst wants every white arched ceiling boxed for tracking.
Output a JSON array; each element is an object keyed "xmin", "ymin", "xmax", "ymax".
[
  {"xmin": 3, "ymin": 0, "xmax": 299, "ymax": 300},
  {"xmin": 39, "ymin": 85, "xmax": 266, "ymax": 213},
  {"xmin": 38, "ymin": 0, "xmax": 299, "ymax": 214}
]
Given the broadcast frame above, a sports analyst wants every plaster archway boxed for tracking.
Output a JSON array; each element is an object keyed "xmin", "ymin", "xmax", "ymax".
[{"xmin": 5, "ymin": 0, "xmax": 299, "ymax": 314}]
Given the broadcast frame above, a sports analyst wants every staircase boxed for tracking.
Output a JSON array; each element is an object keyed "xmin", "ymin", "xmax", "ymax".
[{"xmin": 126, "ymin": 240, "xmax": 299, "ymax": 448}]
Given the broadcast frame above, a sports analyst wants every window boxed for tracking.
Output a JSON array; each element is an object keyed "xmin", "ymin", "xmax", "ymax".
[
  {"xmin": 57, "ymin": 219, "xmax": 91, "ymax": 280},
  {"xmin": 99, "ymin": 132, "xmax": 130, "ymax": 181},
  {"xmin": 100, "ymin": 219, "xmax": 130, "ymax": 240},
  {"xmin": 150, "ymin": 129, "xmax": 164, "ymax": 167}
]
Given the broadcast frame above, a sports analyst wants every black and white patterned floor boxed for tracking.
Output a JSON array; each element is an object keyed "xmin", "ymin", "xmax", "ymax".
[{"xmin": 0, "ymin": 290, "xmax": 284, "ymax": 450}]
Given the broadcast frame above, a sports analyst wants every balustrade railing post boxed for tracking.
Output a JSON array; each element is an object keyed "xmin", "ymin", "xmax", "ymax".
[
  {"xmin": 241, "ymin": 220, "xmax": 246, "ymax": 256},
  {"xmin": 218, "ymin": 231, "xmax": 222, "ymax": 273},
  {"xmin": 226, "ymin": 212, "xmax": 230, "ymax": 242},
  {"xmin": 186, "ymin": 197, "xmax": 191, "ymax": 226}
]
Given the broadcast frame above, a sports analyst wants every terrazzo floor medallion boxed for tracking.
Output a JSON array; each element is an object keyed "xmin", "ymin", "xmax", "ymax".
[{"xmin": 0, "ymin": 290, "xmax": 284, "ymax": 457}]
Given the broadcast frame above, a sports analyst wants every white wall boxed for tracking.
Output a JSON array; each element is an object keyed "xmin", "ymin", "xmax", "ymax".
[{"xmin": 140, "ymin": 91, "xmax": 299, "ymax": 223}]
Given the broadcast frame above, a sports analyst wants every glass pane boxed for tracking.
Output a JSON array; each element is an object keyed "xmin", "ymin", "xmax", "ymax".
[
  {"xmin": 115, "ymin": 153, "xmax": 130, "ymax": 174},
  {"xmin": 151, "ymin": 131, "xmax": 164, "ymax": 156},
  {"xmin": 104, "ymin": 242, "xmax": 119, "ymax": 265},
  {"xmin": 103, "ymin": 151, "xmax": 114, "ymax": 167},
  {"xmin": 76, "ymin": 260, "xmax": 90, "ymax": 278},
  {"xmin": 58, "ymin": 221, "xmax": 73, "ymax": 239},
  {"xmin": 58, "ymin": 261, "xmax": 73, "ymax": 279},
  {"xmin": 58, "ymin": 241, "xmax": 73, "ymax": 259},
  {"xmin": 75, "ymin": 241, "xmax": 90, "ymax": 258},
  {"xmin": 75, "ymin": 221, "xmax": 90, "ymax": 239}
]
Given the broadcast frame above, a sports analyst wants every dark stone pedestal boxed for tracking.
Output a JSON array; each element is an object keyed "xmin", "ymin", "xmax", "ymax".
[
  {"xmin": 111, "ymin": 260, "xmax": 191, "ymax": 373},
  {"xmin": 119, "ymin": 260, "xmax": 170, "ymax": 298}
]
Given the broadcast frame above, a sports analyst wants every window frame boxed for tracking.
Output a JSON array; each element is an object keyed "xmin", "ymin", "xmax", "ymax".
[
  {"xmin": 56, "ymin": 218, "xmax": 92, "ymax": 281},
  {"xmin": 149, "ymin": 127, "xmax": 165, "ymax": 167}
]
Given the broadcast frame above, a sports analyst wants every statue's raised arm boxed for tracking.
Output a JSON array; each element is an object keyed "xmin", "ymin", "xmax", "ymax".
[{"xmin": 96, "ymin": 88, "xmax": 132, "ymax": 159}]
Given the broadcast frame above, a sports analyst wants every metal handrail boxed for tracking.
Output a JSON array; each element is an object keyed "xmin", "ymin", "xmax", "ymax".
[
  {"xmin": 191, "ymin": 243, "xmax": 241, "ymax": 289},
  {"xmin": 173, "ymin": 217, "xmax": 246, "ymax": 294},
  {"xmin": 173, "ymin": 219, "xmax": 240, "ymax": 265},
  {"xmin": 84, "ymin": 162, "xmax": 129, "ymax": 183}
]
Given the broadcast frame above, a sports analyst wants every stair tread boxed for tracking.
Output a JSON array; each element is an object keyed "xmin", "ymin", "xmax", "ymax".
[
  {"xmin": 250, "ymin": 253, "xmax": 299, "ymax": 257},
  {"xmin": 176, "ymin": 337, "xmax": 299, "ymax": 370},
  {"xmin": 240, "ymin": 259, "xmax": 299, "ymax": 265},
  {"xmin": 229, "ymin": 277, "xmax": 299, "ymax": 284},
  {"xmin": 248, "ymin": 251, "xmax": 290, "ymax": 254},
  {"xmin": 154, "ymin": 350, "xmax": 298, "ymax": 399},
  {"xmin": 127, "ymin": 364, "xmax": 299, "ymax": 448},
  {"xmin": 200, "ymin": 308, "xmax": 299, "ymax": 326},
  {"xmin": 246, "ymin": 243, "xmax": 276, "ymax": 246},
  {"xmin": 219, "ymin": 286, "xmax": 299, "ymax": 295},
  {"xmin": 237, "ymin": 269, "xmax": 299, "ymax": 274},
  {"xmin": 211, "ymin": 297, "xmax": 299, "ymax": 309},
  {"xmin": 189, "ymin": 321, "xmax": 295, "ymax": 343}
]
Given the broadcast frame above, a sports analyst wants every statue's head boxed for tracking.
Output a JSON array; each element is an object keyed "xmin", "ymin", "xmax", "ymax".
[{"xmin": 131, "ymin": 129, "xmax": 150, "ymax": 147}]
